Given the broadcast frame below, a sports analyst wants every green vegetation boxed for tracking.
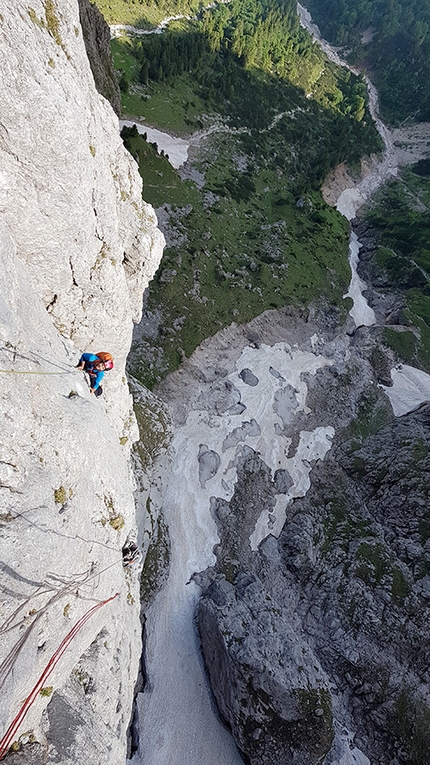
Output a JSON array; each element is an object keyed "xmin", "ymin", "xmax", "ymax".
[
  {"xmin": 391, "ymin": 567, "xmax": 410, "ymax": 604},
  {"xmin": 293, "ymin": 688, "xmax": 334, "ymax": 760},
  {"xmin": 109, "ymin": 514, "xmax": 125, "ymax": 529},
  {"xmin": 121, "ymin": 124, "xmax": 199, "ymax": 206},
  {"xmin": 382, "ymin": 328, "xmax": 417, "ymax": 365},
  {"xmin": 28, "ymin": 7, "xmax": 44, "ymax": 29},
  {"xmin": 112, "ymin": 37, "xmax": 206, "ymax": 129},
  {"xmin": 321, "ymin": 497, "xmax": 412, "ymax": 608},
  {"xmin": 350, "ymin": 389, "xmax": 391, "ymax": 441},
  {"xmin": 322, "ymin": 497, "xmax": 373, "ymax": 554},
  {"xmin": 365, "ymin": 166, "xmax": 430, "ymax": 371},
  {"xmin": 130, "ymin": 165, "xmax": 353, "ymax": 387},
  {"xmin": 29, "ymin": 1, "xmax": 69, "ymax": 57},
  {"xmin": 126, "ymin": 0, "xmax": 378, "ymax": 133},
  {"xmin": 350, "ymin": 540, "xmax": 413, "ymax": 606},
  {"xmin": 355, "ymin": 541, "xmax": 390, "ymax": 586},
  {"xmin": 72, "ymin": 667, "xmax": 95, "ymax": 693},
  {"xmin": 305, "ymin": 0, "xmax": 430, "ymax": 123},
  {"xmin": 54, "ymin": 486, "xmax": 67, "ymax": 504},
  {"xmin": 39, "ymin": 686, "xmax": 54, "ymax": 697},
  {"xmin": 97, "ymin": 0, "xmax": 430, "ymax": 122},
  {"xmin": 394, "ymin": 689, "xmax": 430, "ymax": 765},
  {"xmin": 44, "ymin": 0, "xmax": 62, "ymax": 46},
  {"xmin": 94, "ymin": 0, "xmax": 202, "ymax": 27},
  {"xmin": 110, "ymin": 0, "xmax": 382, "ymax": 386},
  {"xmin": 129, "ymin": 377, "xmax": 172, "ymax": 469},
  {"xmin": 369, "ymin": 173, "xmax": 430, "ymax": 262}
]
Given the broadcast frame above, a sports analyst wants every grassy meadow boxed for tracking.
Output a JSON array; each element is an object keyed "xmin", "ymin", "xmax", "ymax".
[{"xmin": 103, "ymin": 1, "xmax": 384, "ymax": 386}]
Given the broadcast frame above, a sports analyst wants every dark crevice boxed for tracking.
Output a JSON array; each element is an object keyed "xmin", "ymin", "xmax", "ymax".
[
  {"xmin": 126, "ymin": 615, "xmax": 147, "ymax": 759},
  {"xmin": 77, "ymin": 0, "xmax": 121, "ymax": 116},
  {"xmin": 46, "ymin": 293, "xmax": 58, "ymax": 313}
]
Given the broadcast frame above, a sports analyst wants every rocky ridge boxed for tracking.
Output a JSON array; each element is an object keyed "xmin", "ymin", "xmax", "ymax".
[
  {"xmin": 0, "ymin": 1, "xmax": 165, "ymax": 762},
  {"xmin": 183, "ymin": 308, "xmax": 430, "ymax": 765}
]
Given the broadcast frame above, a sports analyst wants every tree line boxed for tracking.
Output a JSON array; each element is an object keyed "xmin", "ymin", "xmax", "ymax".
[
  {"xmin": 132, "ymin": 0, "xmax": 377, "ymax": 130},
  {"xmin": 305, "ymin": 0, "xmax": 430, "ymax": 123}
]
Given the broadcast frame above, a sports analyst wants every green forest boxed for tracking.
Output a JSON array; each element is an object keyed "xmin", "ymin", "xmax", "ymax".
[
  {"xmin": 95, "ymin": 0, "xmax": 203, "ymax": 27},
  {"xmin": 305, "ymin": 0, "xmax": 430, "ymax": 123},
  {"xmin": 364, "ymin": 161, "xmax": 430, "ymax": 369},
  {"xmin": 94, "ymin": 0, "xmax": 430, "ymax": 386},
  {"xmin": 97, "ymin": 0, "xmax": 430, "ymax": 123},
  {"xmin": 106, "ymin": 0, "xmax": 384, "ymax": 386},
  {"xmin": 123, "ymin": 0, "xmax": 374, "ymax": 135}
]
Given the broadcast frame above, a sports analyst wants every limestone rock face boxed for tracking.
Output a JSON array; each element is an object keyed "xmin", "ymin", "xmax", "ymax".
[
  {"xmin": 0, "ymin": 2, "xmax": 165, "ymax": 762},
  {"xmin": 0, "ymin": 1, "xmax": 164, "ymax": 416}
]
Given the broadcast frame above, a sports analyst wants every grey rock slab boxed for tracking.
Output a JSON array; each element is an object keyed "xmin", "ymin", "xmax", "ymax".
[
  {"xmin": 198, "ymin": 444, "xmax": 221, "ymax": 488},
  {"xmin": 238, "ymin": 368, "xmax": 259, "ymax": 386},
  {"xmin": 268, "ymin": 365, "xmax": 285, "ymax": 380},
  {"xmin": 274, "ymin": 468, "xmax": 294, "ymax": 494},
  {"xmin": 222, "ymin": 419, "xmax": 261, "ymax": 452},
  {"xmin": 272, "ymin": 385, "xmax": 299, "ymax": 426},
  {"xmin": 198, "ymin": 575, "xmax": 334, "ymax": 765}
]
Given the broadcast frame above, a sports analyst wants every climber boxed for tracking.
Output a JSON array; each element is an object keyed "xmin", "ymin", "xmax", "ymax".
[
  {"xmin": 122, "ymin": 540, "xmax": 140, "ymax": 568},
  {"xmin": 75, "ymin": 352, "xmax": 114, "ymax": 395}
]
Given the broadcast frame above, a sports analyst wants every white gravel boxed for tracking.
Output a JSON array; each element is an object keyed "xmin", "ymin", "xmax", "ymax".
[{"xmin": 120, "ymin": 119, "xmax": 190, "ymax": 168}]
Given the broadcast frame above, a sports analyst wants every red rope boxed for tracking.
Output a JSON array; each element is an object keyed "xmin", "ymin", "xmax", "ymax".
[{"xmin": 0, "ymin": 593, "xmax": 118, "ymax": 759}]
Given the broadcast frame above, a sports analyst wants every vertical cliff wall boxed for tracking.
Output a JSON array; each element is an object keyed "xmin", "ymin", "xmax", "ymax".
[
  {"xmin": 78, "ymin": 0, "xmax": 121, "ymax": 116},
  {"xmin": 0, "ymin": 1, "xmax": 165, "ymax": 762}
]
